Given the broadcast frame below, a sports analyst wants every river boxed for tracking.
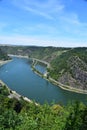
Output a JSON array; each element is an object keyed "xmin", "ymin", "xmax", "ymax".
[{"xmin": 0, "ymin": 57, "xmax": 87, "ymax": 105}]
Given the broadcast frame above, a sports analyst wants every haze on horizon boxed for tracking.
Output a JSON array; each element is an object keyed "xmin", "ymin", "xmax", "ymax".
[{"xmin": 0, "ymin": 0, "xmax": 87, "ymax": 47}]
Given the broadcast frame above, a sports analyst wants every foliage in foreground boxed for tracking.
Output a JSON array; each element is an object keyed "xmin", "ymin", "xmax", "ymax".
[{"xmin": 0, "ymin": 84, "xmax": 87, "ymax": 130}]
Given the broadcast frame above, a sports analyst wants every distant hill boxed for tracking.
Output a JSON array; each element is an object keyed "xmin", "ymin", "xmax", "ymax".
[{"xmin": 0, "ymin": 45, "xmax": 69, "ymax": 62}]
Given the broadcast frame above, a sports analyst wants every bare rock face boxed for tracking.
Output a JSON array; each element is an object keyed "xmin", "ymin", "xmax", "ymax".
[{"xmin": 58, "ymin": 56, "xmax": 87, "ymax": 90}]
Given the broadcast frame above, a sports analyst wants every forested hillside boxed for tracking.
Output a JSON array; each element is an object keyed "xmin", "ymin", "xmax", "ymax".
[
  {"xmin": 0, "ymin": 83, "xmax": 87, "ymax": 130},
  {"xmin": 49, "ymin": 48, "xmax": 87, "ymax": 90},
  {"xmin": 0, "ymin": 48, "xmax": 10, "ymax": 60},
  {"xmin": 0, "ymin": 45, "xmax": 69, "ymax": 62}
]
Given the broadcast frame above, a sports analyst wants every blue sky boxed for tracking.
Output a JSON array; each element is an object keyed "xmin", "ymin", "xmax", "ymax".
[{"xmin": 0, "ymin": 0, "xmax": 87, "ymax": 47}]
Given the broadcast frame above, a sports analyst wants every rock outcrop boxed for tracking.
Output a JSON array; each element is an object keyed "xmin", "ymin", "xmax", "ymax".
[{"xmin": 58, "ymin": 56, "xmax": 87, "ymax": 90}]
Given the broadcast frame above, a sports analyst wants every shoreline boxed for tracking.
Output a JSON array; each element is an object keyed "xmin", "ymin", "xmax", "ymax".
[
  {"xmin": 0, "ymin": 60, "xmax": 12, "ymax": 66},
  {"xmin": 48, "ymin": 77, "xmax": 87, "ymax": 94},
  {"xmin": 8, "ymin": 54, "xmax": 28, "ymax": 59},
  {"xmin": 31, "ymin": 59, "xmax": 87, "ymax": 95},
  {"xmin": 0, "ymin": 80, "xmax": 38, "ymax": 105}
]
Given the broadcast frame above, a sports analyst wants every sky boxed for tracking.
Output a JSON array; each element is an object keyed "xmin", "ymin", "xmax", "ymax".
[{"xmin": 0, "ymin": 0, "xmax": 87, "ymax": 47}]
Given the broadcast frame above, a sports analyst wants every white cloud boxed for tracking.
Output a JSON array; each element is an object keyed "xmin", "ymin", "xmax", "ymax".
[
  {"xmin": 1, "ymin": 0, "xmax": 87, "ymax": 47},
  {"xmin": 12, "ymin": 0, "xmax": 65, "ymax": 20},
  {"xmin": 60, "ymin": 13, "xmax": 81, "ymax": 25},
  {"xmin": 23, "ymin": 6, "xmax": 53, "ymax": 20},
  {"xmin": 11, "ymin": 23, "xmax": 58, "ymax": 36},
  {"xmin": 0, "ymin": 35, "xmax": 87, "ymax": 47},
  {"xmin": 59, "ymin": 12, "xmax": 87, "ymax": 37},
  {"xmin": 12, "ymin": 0, "xmax": 87, "ymax": 38}
]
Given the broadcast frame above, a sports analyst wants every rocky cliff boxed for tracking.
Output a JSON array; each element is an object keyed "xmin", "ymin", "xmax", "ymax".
[{"xmin": 58, "ymin": 56, "xmax": 87, "ymax": 90}]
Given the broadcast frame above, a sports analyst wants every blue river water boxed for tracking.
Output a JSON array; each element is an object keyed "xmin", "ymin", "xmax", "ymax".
[{"xmin": 0, "ymin": 57, "xmax": 87, "ymax": 105}]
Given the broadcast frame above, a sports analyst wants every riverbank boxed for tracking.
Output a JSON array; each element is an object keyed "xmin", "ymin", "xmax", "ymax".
[
  {"xmin": 0, "ymin": 80, "xmax": 38, "ymax": 105},
  {"xmin": 0, "ymin": 60, "xmax": 12, "ymax": 66},
  {"xmin": 8, "ymin": 54, "xmax": 28, "ymax": 59},
  {"xmin": 48, "ymin": 77, "xmax": 87, "ymax": 94},
  {"xmin": 32, "ymin": 59, "xmax": 87, "ymax": 95}
]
